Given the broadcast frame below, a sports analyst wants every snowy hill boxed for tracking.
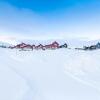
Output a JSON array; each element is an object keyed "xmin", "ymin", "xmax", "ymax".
[
  {"xmin": 0, "ymin": 47, "xmax": 100, "ymax": 100},
  {"xmin": 0, "ymin": 41, "xmax": 12, "ymax": 47}
]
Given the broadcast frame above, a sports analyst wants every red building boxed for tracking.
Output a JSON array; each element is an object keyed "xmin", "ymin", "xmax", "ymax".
[
  {"xmin": 10, "ymin": 41, "xmax": 60, "ymax": 50},
  {"xmin": 14, "ymin": 43, "xmax": 27, "ymax": 49},
  {"xmin": 35, "ymin": 44, "xmax": 44, "ymax": 50},
  {"xmin": 44, "ymin": 41, "xmax": 59, "ymax": 49}
]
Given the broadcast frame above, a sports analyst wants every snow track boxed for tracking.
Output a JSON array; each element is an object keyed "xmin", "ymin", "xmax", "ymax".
[{"xmin": 0, "ymin": 48, "xmax": 100, "ymax": 100}]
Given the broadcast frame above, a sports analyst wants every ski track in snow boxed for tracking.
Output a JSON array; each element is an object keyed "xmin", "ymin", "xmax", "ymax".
[{"xmin": 0, "ymin": 48, "xmax": 100, "ymax": 100}]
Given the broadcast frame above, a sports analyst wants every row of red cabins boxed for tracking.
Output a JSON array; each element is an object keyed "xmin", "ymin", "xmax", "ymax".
[{"xmin": 9, "ymin": 41, "xmax": 68, "ymax": 50}]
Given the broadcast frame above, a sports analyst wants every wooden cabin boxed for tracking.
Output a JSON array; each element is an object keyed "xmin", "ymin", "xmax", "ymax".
[
  {"xmin": 83, "ymin": 45, "xmax": 96, "ymax": 50},
  {"xmin": 89, "ymin": 45, "xmax": 96, "ymax": 50},
  {"xmin": 52, "ymin": 41, "xmax": 59, "ymax": 48},
  {"xmin": 10, "ymin": 43, "xmax": 33, "ymax": 50},
  {"xmin": 21, "ymin": 44, "xmax": 33, "ymax": 50},
  {"xmin": 96, "ymin": 42, "xmax": 100, "ymax": 48},
  {"xmin": 13, "ymin": 43, "xmax": 27, "ymax": 49},
  {"xmin": 59, "ymin": 43, "xmax": 68, "ymax": 48},
  {"xmin": 35, "ymin": 44, "xmax": 44, "ymax": 50},
  {"xmin": 44, "ymin": 41, "xmax": 59, "ymax": 49},
  {"xmin": 32, "ymin": 44, "xmax": 36, "ymax": 49},
  {"xmin": 9, "ymin": 41, "xmax": 60, "ymax": 50}
]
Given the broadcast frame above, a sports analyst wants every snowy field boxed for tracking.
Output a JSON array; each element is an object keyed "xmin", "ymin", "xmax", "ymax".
[{"xmin": 0, "ymin": 48, "xmax": 100, "ymax": 100}]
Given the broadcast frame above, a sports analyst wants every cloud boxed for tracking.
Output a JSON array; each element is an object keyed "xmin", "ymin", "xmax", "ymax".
[
  {"xmin": 0, "ymin": 2, "xmax": 50, "ymax": 37},
  {"xmin": 0, "ymin": 1, "xmax": 100, "ymax": 41}
]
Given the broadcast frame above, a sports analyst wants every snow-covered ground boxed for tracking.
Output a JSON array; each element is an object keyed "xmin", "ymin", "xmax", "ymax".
[{"xmin": 0, "ymin": 48, "xmax": 100, "ymax": 100}]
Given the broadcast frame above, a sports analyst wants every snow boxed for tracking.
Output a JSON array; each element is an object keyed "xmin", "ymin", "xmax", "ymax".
[{"xmin": 0, "ymin": 48, "xmax": 100, "ymax": 100}]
